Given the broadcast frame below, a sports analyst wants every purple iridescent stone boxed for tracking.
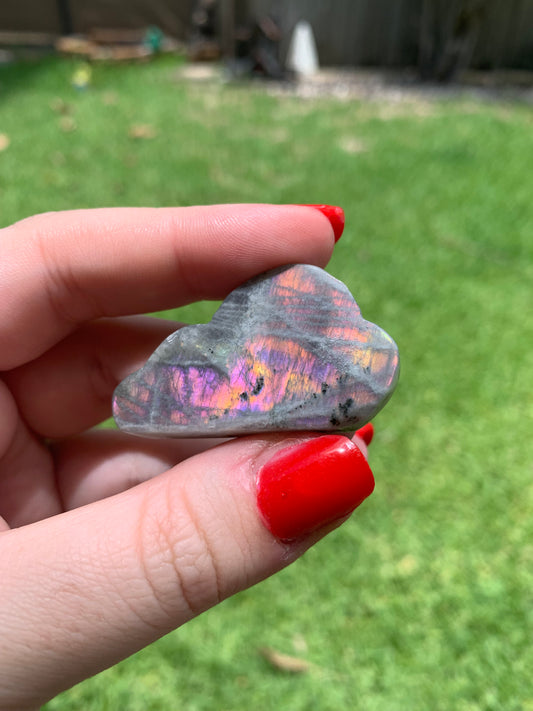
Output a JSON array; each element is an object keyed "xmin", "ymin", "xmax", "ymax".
[{"xmin": 113, "ymin": 264, "xmax": 399, "ymax": 437}]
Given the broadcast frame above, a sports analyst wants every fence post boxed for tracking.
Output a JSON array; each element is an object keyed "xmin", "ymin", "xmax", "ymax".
[
  {"xmin": 56, "ymin": 0, "xmax": 73, "ymax": 35},
  {"xmin": 219, "ymin": 0, "xmax": 235, "ymax": 57}
]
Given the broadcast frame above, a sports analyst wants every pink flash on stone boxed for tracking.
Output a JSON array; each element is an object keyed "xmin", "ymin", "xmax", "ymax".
[{"xmin": 112, "ymin": 264, "xmax": 399, "ymax": 438}]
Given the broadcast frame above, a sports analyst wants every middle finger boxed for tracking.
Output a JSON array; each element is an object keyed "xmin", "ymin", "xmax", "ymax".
[
  {"xmin": 4, "ymin": 316, "xmax": 177, "ymax": 439},
  {"xmin": 51, "ymin": 429, "xmax": 228, "ymax": 510}
]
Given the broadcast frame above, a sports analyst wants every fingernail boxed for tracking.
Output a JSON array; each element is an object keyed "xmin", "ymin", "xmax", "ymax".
[
  {"xmin": 355, "ymin": 423, "xmax": 374, "ymax": 446},
  {"xmin": 298, "ymin": 204, "xmax": 345, "ymax": 242},
  {"xmin": 257, "ymin": 435, "xmax": 374, "ymax": 541}
]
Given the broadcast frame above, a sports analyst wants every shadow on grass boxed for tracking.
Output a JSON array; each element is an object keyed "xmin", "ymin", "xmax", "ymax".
[{"xmin": 0, "ymin": 55, "xmax": 61, "ymax": 103}]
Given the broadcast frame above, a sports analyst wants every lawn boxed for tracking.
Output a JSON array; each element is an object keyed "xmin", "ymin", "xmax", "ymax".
[{"xmin": 1, "ymin": 56, "xmax": 532, "ymax": 710}]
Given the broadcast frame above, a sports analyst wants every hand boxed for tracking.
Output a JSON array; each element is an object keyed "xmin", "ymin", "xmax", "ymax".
[{"xmin": 0, "ymin": 204, "xmax": 374, "ymax": 709}]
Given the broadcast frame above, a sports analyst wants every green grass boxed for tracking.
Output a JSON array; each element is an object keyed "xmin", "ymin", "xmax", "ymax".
[{"xmin": 1, "ymin": 57, "xmax": 532, "ymax": 710}]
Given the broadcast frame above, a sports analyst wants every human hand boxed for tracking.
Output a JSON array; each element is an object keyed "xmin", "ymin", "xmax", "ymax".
[{"xmin": 0, "ymin": 204, "xmax": 374, "ymax": 709}]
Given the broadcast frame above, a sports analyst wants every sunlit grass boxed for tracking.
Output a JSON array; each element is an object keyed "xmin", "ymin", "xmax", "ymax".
[{"xmin": 1, "ymin": 56, "xmax": 532, "ymax": 710}]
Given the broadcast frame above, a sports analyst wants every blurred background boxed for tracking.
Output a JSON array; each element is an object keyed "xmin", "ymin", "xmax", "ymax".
[{"xmin": 1, "ymin": 1, "xmax": 532, "ymax": 710}]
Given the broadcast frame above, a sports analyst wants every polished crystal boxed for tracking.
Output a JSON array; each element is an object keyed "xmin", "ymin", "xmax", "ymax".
[{"xmin": 113, "ymin": 264, "xmax": 399, "ymax": 437}]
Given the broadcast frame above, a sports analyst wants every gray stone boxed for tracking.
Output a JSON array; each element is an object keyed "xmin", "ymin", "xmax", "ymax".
[{"xmin": 113, "ymin": 264, "xmax": 399, "ymax": 437}]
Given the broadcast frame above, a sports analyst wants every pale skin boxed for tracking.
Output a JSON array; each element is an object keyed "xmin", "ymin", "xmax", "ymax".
[{"xmin": 0, "ymin": 205, "xmax": 368, "ymax": 710}]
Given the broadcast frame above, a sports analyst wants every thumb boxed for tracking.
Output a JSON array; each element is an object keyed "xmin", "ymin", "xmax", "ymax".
[{"xmin": 0, "ymin": 433, "xmax": 373, "ymax": 709}]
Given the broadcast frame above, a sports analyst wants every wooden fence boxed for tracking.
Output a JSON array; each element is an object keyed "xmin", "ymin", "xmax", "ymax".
[
  {"xmin": 245, "ymin": 0, "xmax": 533, "ymax": 70},
  {"xmin": 0, "ymin": 0, "xmax": 195, "ymax": 39},
  {"xmin": 1, "ymin": 0, "xmax": 533, "ymax": 70},
  {"xmin": 242, "ymin": 0, "xmax": 422, "ymax": 67}
]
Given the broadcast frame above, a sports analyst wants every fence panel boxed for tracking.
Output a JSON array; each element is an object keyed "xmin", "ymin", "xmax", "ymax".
[
  {"xmin": 0, "ymin": 0, "xmax": 194, "ymax": 39},
  {"xmin": 245, "ymin": 0, "xmax": 421, "ymax": 66},
  {"xmin": 0, "ymin": 1, "xmax": 62, "ymax": 34},
  {"xmin": 474, "ymin": 0, "xmax": 533, "ymax": 69},
  {"xmin": 1, "ymin": 0, "xmax": 532, "ymax": 70},
  {"xmin": 68, "ymin": 0, "xmax": 194, "ymax": 38}
]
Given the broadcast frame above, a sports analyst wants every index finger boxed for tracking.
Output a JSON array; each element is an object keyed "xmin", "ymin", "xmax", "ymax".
[{"xmin": 0, "ymin": 204, "xmax": 339, "ymax": 369}]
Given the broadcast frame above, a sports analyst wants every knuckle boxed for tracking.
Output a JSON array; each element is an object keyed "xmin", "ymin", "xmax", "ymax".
[{"xmin": 134, "ymin": 480, "xmax": 225, "ymax": 623}]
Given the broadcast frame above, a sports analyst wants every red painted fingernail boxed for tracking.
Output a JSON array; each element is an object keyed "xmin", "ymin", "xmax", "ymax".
[
  {"xmin": 355, "ymin": 422, "xmax": 374, "ymax": 446},
  {"xmin": 298, "ymin": 204, "xmax": 345, "ymax": 242},
  {"xmin": 257, "ymin": 435, "xmax": 374, "ymax": 541}
]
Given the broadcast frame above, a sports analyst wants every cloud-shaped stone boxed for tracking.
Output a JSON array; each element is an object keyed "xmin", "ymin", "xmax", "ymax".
[{"xmin": 113, "ymin": 264, "xmax": 399, "ymax": 437}]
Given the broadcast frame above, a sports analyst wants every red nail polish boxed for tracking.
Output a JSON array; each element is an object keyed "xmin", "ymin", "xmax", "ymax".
[
  {"xmin": 257, "ymin": 435, "xmax": 374, "ymax": 541},
  {"xmin": 298, "ymin": 205, "xmax": 345, "ymax": 242},
  {"xmin": 355, "ymin": 423, "xmax": 374, "ymax": 446}
]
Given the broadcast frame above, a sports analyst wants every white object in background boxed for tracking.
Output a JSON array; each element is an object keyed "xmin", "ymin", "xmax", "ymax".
[{"xmin": 286, "ymin": 20, "xmax": 319, "ymax": 76}]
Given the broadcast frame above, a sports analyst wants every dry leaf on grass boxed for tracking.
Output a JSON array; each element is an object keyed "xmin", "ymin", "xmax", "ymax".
[
  {"xmin": 292, "ymin": 633, "xmax": 308, "ymax": 653},
  {"xmin": 259, "ymin": 647, "xmax": 312, "ymax": 674},
  {"xmin": 102, "ymin": 91, "xmax": 119, "ymax": 105},
  {"xmin": 50, "ymin": 97, "xmax": 72, "ymax": 115},
  {"xmin": 128, "ymin": 124, "xmax": 157, "ymax": 140},
  {"xmin": 338, "ymin": 136, "xmax": 368, "ymax": 154},
  {"xmin": 0, "ymin": 133, "xmax": 10, "ymax": 151},
  {"xmin": 59, "ymin": 116, "xmax": 77, "ymax": 133}
]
